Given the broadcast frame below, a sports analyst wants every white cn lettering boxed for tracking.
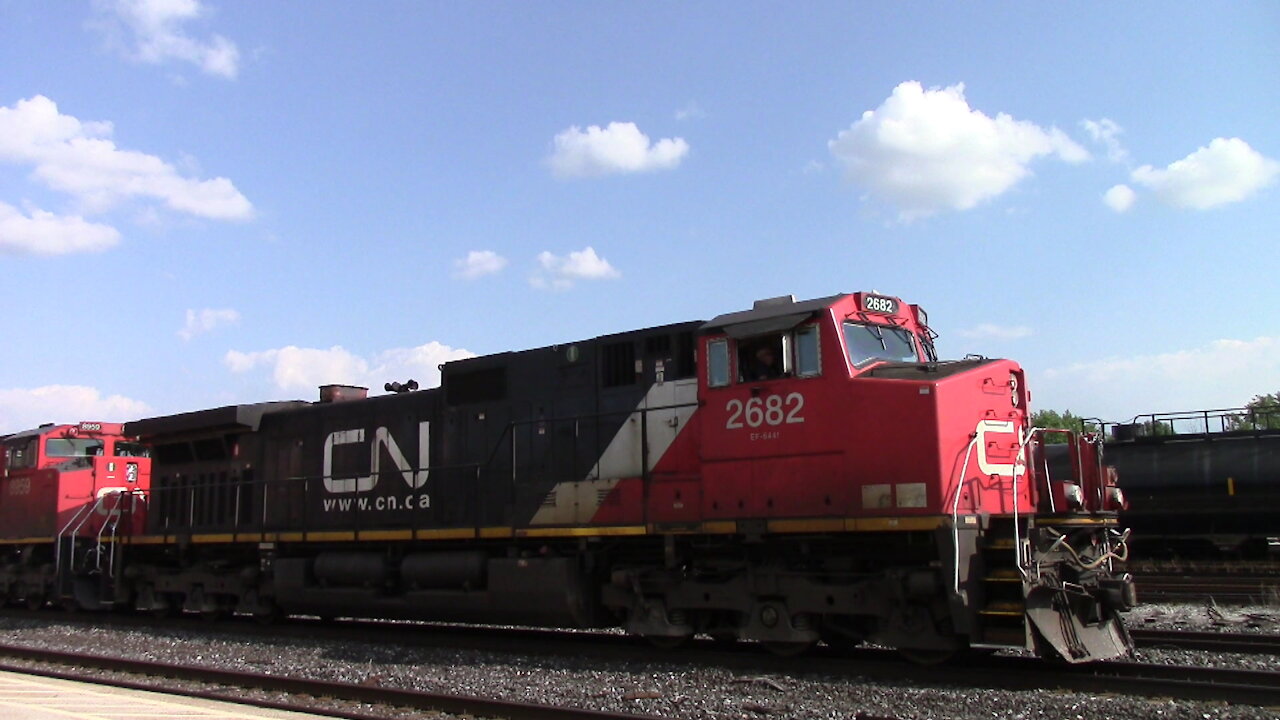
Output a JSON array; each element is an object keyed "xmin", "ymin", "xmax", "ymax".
[
  {"xmin": 974, "ymin": 420, "xmax": 1025, "ymax": 477},
  {"xmin": 323, "ymin": 422, "xmax": 431, "ymax": 494}
]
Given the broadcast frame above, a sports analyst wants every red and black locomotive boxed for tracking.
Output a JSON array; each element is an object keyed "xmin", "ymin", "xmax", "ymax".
[{"xmin": 0, "ymin": 292, "xmax": 1135, "ymax": 662}]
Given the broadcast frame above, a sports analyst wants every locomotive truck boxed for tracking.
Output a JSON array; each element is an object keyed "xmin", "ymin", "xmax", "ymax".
[{"xmin": 0, "ymin": 292, "xmax": 1135, "ymax": 663}]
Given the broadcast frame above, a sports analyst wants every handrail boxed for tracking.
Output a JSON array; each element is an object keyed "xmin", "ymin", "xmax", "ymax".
[
  {"xmin": 1088, "ymin": 405, "xmax": 1280, "ymax": 440},
  {"xmin": 950, "ymin": 435, "xmax": 978, "ymax": 594},
  {"xmin": 1008, "ymin": 426, "xmax": 1044, "ymax": 580},
  {"xmin": 94, "ymin": 490, "xmax": 133, "ymax": 575},
  {"xmin": 54, "ymin": 503, "xmax": 95, "ymax": 560},
  {"xmin": 53, "ymin": 499, "xmax": 99, "ymax": 594}
]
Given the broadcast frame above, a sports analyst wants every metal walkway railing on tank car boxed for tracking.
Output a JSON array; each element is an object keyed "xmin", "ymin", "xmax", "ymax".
[{"xmin": 1088, "ymin": 405, "xmax": 1280, "ymax": 443}]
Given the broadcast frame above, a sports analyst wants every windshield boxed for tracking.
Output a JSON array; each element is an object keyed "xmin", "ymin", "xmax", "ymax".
[
  {"xmin": 843, "ymin": 321, "xmax": 919, "ymax": 366},
  {"xmin": 45, "ymin": 437, "xmax": 104, "ymax": 458},
  {"xmin": 114, "ymin": 442, "xmax": 151, "ymax": 458}
]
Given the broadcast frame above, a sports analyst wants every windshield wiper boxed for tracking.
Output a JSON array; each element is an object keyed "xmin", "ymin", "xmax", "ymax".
[{"xmin": 865, "ymin": 324, "xmax": 887, "ymax": 351}]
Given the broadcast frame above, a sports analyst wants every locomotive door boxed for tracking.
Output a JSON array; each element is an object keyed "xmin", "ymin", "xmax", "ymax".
[
  {"xmin": 263, "ymin": 436, "xmax": 303, "ymax": 531},
  {"xmin": 464, "ymin": 402, "xmax": 517, "ymax": 528}
]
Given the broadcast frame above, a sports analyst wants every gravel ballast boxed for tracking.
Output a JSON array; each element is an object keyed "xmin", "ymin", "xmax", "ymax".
[{"xmin": 0, "ymin": 604, "xmax": 1277, "ymax": 720}]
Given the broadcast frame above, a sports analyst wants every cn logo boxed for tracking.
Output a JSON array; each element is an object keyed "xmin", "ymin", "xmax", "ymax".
[
  {"xmin": 974, "ymin": 420, "xmax": 1027, "ymax": 477},
  {"xmin": 322, "ymin": 422, "xmax": 430, "ymax": 494},
  {"xmin": 94, "ymin": 487, "xmax": 130, "ymax": 516}
]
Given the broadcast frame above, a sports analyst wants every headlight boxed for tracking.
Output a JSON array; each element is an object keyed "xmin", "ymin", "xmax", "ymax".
[
  {"xmin": 1063, "ymin": 483, "xmax": 1084, "ymax": 509},
  {"xmin": 1106, "ymin": 486, "xmax": 1126, "ymax": 510}
]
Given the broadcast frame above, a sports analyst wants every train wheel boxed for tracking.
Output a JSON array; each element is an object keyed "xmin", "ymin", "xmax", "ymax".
[
  {"xmin": 201, "ymin": 607, "xmax": 228, "ymax": 622},
  {"xmin": 763, "ymin": 640, "xmax": 817, "ymax": 657},
  {"xmin": 253, "ymin": 606, "xmax": 283, "ymax": 625},
  {"xmin": 24, "ymin": 593, "xmax": 44, "ymax": 611},
  {"xmin": 645, "ymin": 634, "xmax": 692, "ymax": 650},
  {"xmin": 707, "ymin": 631, "xmax": 739, "ymax": 647},
  {"xmin": 896, "ymin": 646, "xmax": 957, "ymax": 665},
  {"xmin": 152, "ymin": 593, "xmax": 180, "ymax": 618},
  {"xmin": 819, "ymin": 628, "xmax": 864, "ymax": 654}
]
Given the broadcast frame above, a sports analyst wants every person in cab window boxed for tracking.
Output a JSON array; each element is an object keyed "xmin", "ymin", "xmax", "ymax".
[{"xmin": 745, "ymin": 345, "xmax": 782, "ymax": 381}]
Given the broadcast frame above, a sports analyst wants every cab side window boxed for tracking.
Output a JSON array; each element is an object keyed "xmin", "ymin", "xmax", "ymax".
[
  {"xmin": 5, "ymin": 438, "xmax": 37, "ymax": 470},
  {"xmin": 738, "ymin": 336, "xmax": 786, "ymax": 382},
  {"xmin": 794, "ymin": 324, "xmax": 821, "ymax": 377},
  {"xmin": 707, "ymin": 339, "xmax": 731, "ymax": 388},
  {"xmin": 707, "ymin": 325, "xmax": 822, "ymax": 387}
]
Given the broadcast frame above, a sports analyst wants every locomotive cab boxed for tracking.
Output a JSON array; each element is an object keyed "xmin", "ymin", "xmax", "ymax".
[{"xmin": 694, "ymin": 292, "xmax": 1134, "ymax": 662}]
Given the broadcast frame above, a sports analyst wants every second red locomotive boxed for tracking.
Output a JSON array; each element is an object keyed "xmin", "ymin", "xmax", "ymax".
[{"xmin": 0, "ymin": 422, "xmax": 150, "ymax": 608}]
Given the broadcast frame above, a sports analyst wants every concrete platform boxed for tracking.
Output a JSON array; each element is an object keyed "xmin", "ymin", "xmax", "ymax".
[{"xmin": 0, "ymin": 669, "xmax": 343, "ymax": 720}]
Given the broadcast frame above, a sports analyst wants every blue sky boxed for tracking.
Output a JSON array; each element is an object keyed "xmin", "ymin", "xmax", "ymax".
[{"xmin": 1, "ymin": 1, "xmax": 1277, "ymax": 432}]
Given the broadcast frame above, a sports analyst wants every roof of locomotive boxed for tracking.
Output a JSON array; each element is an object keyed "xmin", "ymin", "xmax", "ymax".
[
  {"xmin": 126, "ymin": 401, "xmax": 308, "ymax": 439},
  {"xmin": 701, "ymin": 293, "xmax": 847, "ymax": 335},
  {"xmin": 1, "ymin": 422, "xmax": 126, "ymax": 440},
  {"xmin": 863, "ymin": 358, "xmax": 994, "ymax": 379},
  {"xmin": 439, "ymin": 319, "xmax": 704, "ymax": 374},
  {"xmin": 3, "ymin": 424, "xmax": 63, "ymax": 441}
]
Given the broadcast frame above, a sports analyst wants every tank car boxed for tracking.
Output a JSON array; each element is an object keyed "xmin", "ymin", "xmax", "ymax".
[
  {"xmin": 0, "ymin": 422, "xmax": 151, "ymax": 608},
  {"xmin": 104, "ymin": 292, "xmax": 1134, "ymax": 662},
  {"xmin": 1101, "ymin": 408, "xmax": 1280, "ymax": 558}
]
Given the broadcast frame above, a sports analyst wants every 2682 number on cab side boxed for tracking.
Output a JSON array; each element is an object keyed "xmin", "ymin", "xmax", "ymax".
[{"xmin": 725, "ymin": 393, "xmax": 805, "ymax": 429}]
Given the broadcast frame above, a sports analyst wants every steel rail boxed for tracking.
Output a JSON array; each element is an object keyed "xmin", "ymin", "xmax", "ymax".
[
  {"xmin": 1131, "ymin": 628, "xmax": 1280, "ymax": 655},
  {"xmin": 3, "ymin": 613, "xmax": 1280, "ymax": 707},
  {"xmin": 0, "ymin": 643, "xmax": 667, "ymax": 720},
  {"xmin": 1135, "ymin": 573, "xmax": 1280, "ymax": 603}
]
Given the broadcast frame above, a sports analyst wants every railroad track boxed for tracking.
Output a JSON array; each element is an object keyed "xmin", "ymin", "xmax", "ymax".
[
  {"xmin": 1038, "ymin": 658, "xmax": 1280, "ymax": 707},
  {"xmin": 9, "ymin": 608, "xmax": 1280, "ymax": 661},
  {"xmin": 1135, "ymin": 573, "xmax": 1280, "ymax": 603},
  {"xmin": 2, "ymin": 639, "xmax": 1279, "ymax": 711},
  {"xmin": 1130, "ymin": 628, "xmax": 1280, "ymax": 654},
  {"xmin": 2, "ymin": 613, "xmax": 1280, "ymax": 708},
  {"xmin": 0, "ymin": 642, "xmax": 666, "ymax": 720}
]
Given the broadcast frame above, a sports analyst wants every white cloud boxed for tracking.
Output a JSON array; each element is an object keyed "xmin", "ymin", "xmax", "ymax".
[
  {"xmin": 224, "ymin": 341, "xmax": 475, "ymax": 394},
  {"xmin": 98, "ymin": 0, "xmax": 241, "ymax": 79},
  {"xmin": 453, "ymin": 250, "xmax": 508, "ymax": 280},
  {"xmin": 1103, "ymin": 184, "xmax": 1136, "ymax": 213},
  {"xmin": 178, "ymin": 307, "xmax": 239, "ymax": 340},
  {"xmin": 1130, "ymin": 137, "xmax": 1279, "ymax": 210},
  {"xmin": 828, "ymin": 81, "xmax": 1089, "ymax": 221},
  {"xmin": 548, "ymin": 122, "xmax": 689, "ymax": 178},
  {"xmin": 0, "ymin": 201, "xmax": 120, "ymax": 255},
  {"xmin": 0, "ymin": 95, "xmax": 253, "ymax": 223},
  {"xmin": 530, "ymin": 246, "xmax": 621, "ymax": 290},
  {"xmin": 1037, "ymin": 336, "xmax": 1280, "ymax": 421},
  {"xmin": 957, "ymin": 324, "xmax": 1033, "ymax": 340},
  {"xmin": 1081, "ymin": 118, "xmax": 1128, "ymax": 163},
  {"xmin": 674, "ymin": 102, "xmax": 705, "ymax": 121},
  {"xmin": 0, "ymin": 385, "xmax": 152, "ymax": 434}
]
